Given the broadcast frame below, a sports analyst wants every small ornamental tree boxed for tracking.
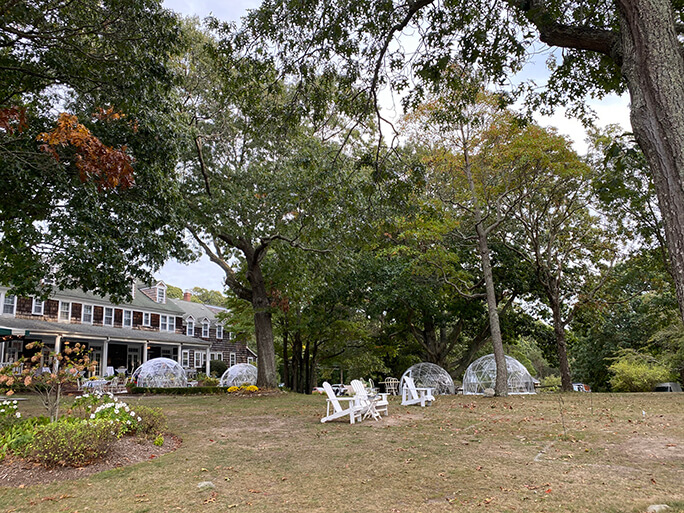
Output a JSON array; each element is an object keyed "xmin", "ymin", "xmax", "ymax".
[{"xmin": 0, "ymin": 341, "xmax": 96, "ymax": 422}]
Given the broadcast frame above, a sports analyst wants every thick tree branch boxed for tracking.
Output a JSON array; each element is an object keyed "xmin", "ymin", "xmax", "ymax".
[{"xmin": 511, "ymin": 0, "xmax": 618, "ymax": 56}]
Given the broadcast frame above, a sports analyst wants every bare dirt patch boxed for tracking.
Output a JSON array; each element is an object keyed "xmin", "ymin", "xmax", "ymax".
[
  {"xmin": 618, "ymin": 436, "xmax": 684, "ymax": 462},
  {"xmin": 0, "ymin": 434, "xmax": 181, "ymax": 488}
]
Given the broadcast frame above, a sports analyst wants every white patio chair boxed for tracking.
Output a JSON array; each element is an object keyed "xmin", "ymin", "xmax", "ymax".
[
  {"xmin": 320, "ymin": 382, "xmax": 364, "ymax": 424},
  {"xmin": 401, "ymin": 376, "xmax": 435, "ymax": 407},
  {"xmin": 351, "ymin": 379, "xmax": 389, "ymax": 419}
]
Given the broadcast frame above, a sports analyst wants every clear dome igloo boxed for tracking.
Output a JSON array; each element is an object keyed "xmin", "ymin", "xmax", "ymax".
[
  {"xmin": 220, "ymin": 363, "xmax": 257, "ymax": 387},
  {"xmin": 133, "ymin": 357, "xmax": 187, "ymax": 388},
  {"xmin": 400, "ymin": 362, "xmax": 455, "ymax": 395},
  {"xmin": 462, "ymin": 354, "xmax": 536, "ymax": 395}
]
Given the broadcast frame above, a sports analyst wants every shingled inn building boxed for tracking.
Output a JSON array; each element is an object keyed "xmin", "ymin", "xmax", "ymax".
[{"xmin": 0, "ymin": 281, "xmax": 256, "ymax": 378}]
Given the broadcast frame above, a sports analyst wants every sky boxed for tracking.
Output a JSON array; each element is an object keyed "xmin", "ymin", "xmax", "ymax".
[{"xmin": 157, "ymin": 0, "xmax": 632, "ymax": 293}]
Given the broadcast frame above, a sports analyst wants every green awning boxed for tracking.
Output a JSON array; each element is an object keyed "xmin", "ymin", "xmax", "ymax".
[{"xmin": 0, "ymin": 327, "xmax": 29, "ymax": 337}]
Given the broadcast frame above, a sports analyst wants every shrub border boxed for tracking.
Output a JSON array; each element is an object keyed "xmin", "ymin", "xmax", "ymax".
[{"xmin": 129, "ymin": 386, "xmax": 231, "ymax": 395}]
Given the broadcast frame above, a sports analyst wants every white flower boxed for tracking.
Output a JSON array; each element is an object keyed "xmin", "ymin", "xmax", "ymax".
[
  {"xmin": 12, "ymin": 400, "xmax": 17, "ymax": 405},
  {"xmin": 114, "ymin": 409, "xmax": 120, "ymax": 414},
  {"xmin": 90, "ymin": 414, "xmax": 96, "ymax": 419},
  {"xmin": 126, "ymin": 420, "xmax": 131, "ymax": 425},
  {"xmin": 15, "ymin": 412, "xmax": 21, "ymax": 418},
  {"xmin": 129, "ymin": 411, "xmax": 135, "ymax": 417},
  {"xmin": 137, "ymin": 417, "xmax": 142, "ymax": 422},
  {"xmin": 1, "ymin": 409, "xmax": 5, "ymax": 413}
]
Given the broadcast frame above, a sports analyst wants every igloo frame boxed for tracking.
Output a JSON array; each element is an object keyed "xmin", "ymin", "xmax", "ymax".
[
  {"xmin": 219, "ymin": 363, "xmax": 257, "ymax": 387},
  {"xmin": 132, "ymin": 357, "xmax": 188, "ymax": 388},
  {"xmin": 462, "ymin": 354, "xmax": 536, "ymax": 395},
  {"xmin": 399, "ymin": 362, "xmax": 455, "ymax": 395}
]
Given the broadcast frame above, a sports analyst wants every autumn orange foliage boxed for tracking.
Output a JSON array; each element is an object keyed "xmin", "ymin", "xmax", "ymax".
[{"xmin": 38, "ymin": 112, "xmax": 135, "ymax": 189}]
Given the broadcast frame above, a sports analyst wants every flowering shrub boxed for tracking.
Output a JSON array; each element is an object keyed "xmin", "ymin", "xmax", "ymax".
[
  {"xmin": 225, "ymin": 385, "xmax": 259, "ymax": 394},
  {"xmin": 72, "ymin": 391, "xmax": 142, "ymax": 436},
  {"xmin": 0, "ymin": 399, "xmax": 22, "ymax": 427}
]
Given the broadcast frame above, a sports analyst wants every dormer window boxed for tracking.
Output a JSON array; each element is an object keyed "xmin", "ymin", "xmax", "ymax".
[
  {"xmin": 186, "ymin": 316, "xmax": 195, "ymax": 337},
  {"xmin": 157, "ymin": 284, "xmax": 166, "ymax": 304},
  {"xmin": 201, "ymin": 319, "xmax": 210, "ymax": 338}
]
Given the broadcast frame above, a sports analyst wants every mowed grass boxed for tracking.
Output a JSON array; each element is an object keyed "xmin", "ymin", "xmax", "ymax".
[{"xmin": 1, "ymin": 391, "xmax": 683, "ymax": 513}]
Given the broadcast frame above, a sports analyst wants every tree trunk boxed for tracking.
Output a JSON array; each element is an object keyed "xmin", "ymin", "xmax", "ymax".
[
  {"xmin": 281, "ymin": 318, "xmax": 290, "ymax": 389},
  {"xmin": 247, "ymin": 261, "xmax": 277, "ymax": 389},
  {"xmin": 463, "ymin": 148, "xmax": 508, "ymax": 396},
  {"xmin": 292, "ymin": 331, "xmax": 303, "ymax": 392},
  {"xmin": 617, "ymin": 0, "xmax": 684, "ymax": 321},
  {"xmin": 476, "ymin": 225, "xmax": 508, "ymax": 396},
  {"xmin": 547, "ymin": 281, "xmax": 573, "ymax": 391},
  {"xmin": 304, "ymin": 336, "xmax": 311, "ymax": 394}
]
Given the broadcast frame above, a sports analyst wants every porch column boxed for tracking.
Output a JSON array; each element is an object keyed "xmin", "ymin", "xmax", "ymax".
[
  {"xmin": 177, "ymin": 344, "xmax": 183, "ymax": 365},
  {"xmin": 101, "ymin": 338, "xmax": 109, "ymax": 377},
  {"xmin": 53, "ymin": 335, "xmax": 62, "ymax": 373},
  {"xmin": 143, "ymin": 342, "xmax": 148, "ymax": 363},
  {"xmin": 0, "ymin": 339, "xmax": 5, "ymax": 364},
  {"xmin": 205, "ymin": 346, "xmax": 210, "ymax": 375}
]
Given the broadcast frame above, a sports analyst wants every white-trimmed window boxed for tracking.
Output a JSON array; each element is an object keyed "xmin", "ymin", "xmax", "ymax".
[
  {"xmin": 59, "ymin": 301, "xmax": 71, "ymax": 321},
  {"xmin": 160, "ymin": 314, "xmax": 168, "ymax": 331},
  {"xmin": 123, "ymin": 310, "xmax": 132, "ymax": 328},
  {"xmin": 186, "ymin": 317, "xmax": 195, "ymax": 337},
  {"xmin": 216, "ymin": 325, "xmax": 223, "ymax": 340},
  {"xmin": 31, "ymin": 298, "xmax": 44, "ymax": 315},
  {"xmin": 210, "ymin": 352, "xmax": 223, "ymax": 361},
  {"xmin": 201, "ymin": 319, "xmax": 210, "ymax": 338},
  {"xmin": 169, "ymin": 316, "xmax": 175, "ymax": 332},
  {"xmin": 181, "ymin": 350, "xmax": 189, "ymax": 367},
  {"xmin": 229, "ymin": 353, "xmax": 236, "ymax": 367},
  {"xmin": 82, "ymin": 304, "xmax": 93, "ymax": 324},
  {"xmin": 247, "ymin": 356, "xmax": 254, "ymax": 365},
  {"xmin": 157, "ymin": 285, "xmax": 166, "ymax": 304},
  {"xmin": 194, "ymin": 350, "xmax": 205, "ymax": 368},
  {"xmin": 103, "ymin": 307, "xmax": 114, "ymax": 326},
  {"xmin": 2, "ymin": 294, "xmax": 16, "ymax": 315},
  {"xmin": 143, "ymin": 312, "xmax": 151, "ymax": 326}
]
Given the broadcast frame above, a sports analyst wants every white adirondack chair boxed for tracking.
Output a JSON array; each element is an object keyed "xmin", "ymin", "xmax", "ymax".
[
  {"xmin": 350, "ymin": 379, "xmax": 389, "ymax": 420},
  {"xmin": 321, "ymin": 382, "xmax": 364, "ymax": 424},
  {"xmin": 401, "ymin": 376, "xmax": 435, "ymax": 407}
]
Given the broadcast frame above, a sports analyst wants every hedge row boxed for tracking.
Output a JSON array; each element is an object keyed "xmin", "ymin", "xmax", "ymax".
[{"xmin": 129, "ymin": 386, "xmax": 232, "ymax": 395}]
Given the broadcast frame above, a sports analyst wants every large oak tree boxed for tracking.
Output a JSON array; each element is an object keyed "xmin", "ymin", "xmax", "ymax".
[{"xmin": 244, "ymin": 0, "xmax": 684, "ymax": 323}]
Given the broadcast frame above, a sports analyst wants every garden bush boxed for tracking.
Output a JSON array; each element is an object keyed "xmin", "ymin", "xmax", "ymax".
[
  {"xmin": 27, "ymin": 419, "xmax": 117, "ymax": 467},
  {"xmin": 133, "ymin": 405, "xmax": 167, "ymax": 438},
  {"xmin": 210, "ymin": 359, "xmax": 228, "ymax": 378},
  {"xmin": 608, "ymin": 349, "xmax": 672, "ymax": 392}
]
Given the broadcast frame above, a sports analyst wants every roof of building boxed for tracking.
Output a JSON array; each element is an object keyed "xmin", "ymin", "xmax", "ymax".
[
  {"xmin": 0, "ymin": 314, "xmax": 210, "ymax": 347},
  {"xmin": 170, "ymin": 299, "xmax": 224, "ymax": 323}
]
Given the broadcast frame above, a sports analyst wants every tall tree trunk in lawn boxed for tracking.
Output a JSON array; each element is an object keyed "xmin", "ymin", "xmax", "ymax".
[
  {"xmin": 463, "ymin": 147, "xmax": 508, "ymax": 396},
  {"xmin": 247, "ymin": 260, "xmax": 277, "ymax": 389},
  {"xmin": 547, "ymin": 279, "xmax": 573, "ymax": 391}
]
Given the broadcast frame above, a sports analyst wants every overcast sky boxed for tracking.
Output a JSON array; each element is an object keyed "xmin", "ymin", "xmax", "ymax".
[{"xmin": 157, "ymin": 0, "xmax": 632, "ymax": 292}]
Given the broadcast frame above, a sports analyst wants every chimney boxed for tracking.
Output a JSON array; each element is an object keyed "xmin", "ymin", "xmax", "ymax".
[{"xmin": 183, "ymin": 290, "xmax": 192, "ymax": 302}]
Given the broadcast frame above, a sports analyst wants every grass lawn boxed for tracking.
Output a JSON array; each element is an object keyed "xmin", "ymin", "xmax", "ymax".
[{"xmin": 1, "ymin": 391, "xmax": 683, "ymax": 513}]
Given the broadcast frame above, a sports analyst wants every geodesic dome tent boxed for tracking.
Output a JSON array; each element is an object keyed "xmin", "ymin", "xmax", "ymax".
[
  {"xmin": 219, "ymin": 363, "xmax": 257, "ymax": 387},
  {"xmin": 462, "ymin": 354, "xmax": 536, "ymax": 395},
  {"xmin": 133, "ymin": 357, "xmax": 187, "ymax": 388},
  {"xmin": 399, "ymin": 362, "xmax": 455, "ymax": 395}
]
